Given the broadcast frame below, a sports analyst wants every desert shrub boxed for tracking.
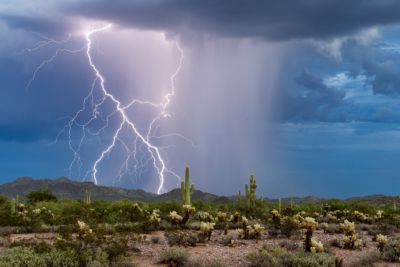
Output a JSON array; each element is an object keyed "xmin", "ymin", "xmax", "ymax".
[
  {"xmin": 158, "ymin": 247, "xmax": 189, "ymax": 267},
  {"xmin": 280, "ymin": 216, "xmax": 300, "ymax": 237},
  {"xmin": 221, "ymin": 234, "xmax": 236, "ymax": 247},
  {"xmin": 27, "ymin": 189, "xmax": 57, "ymax": 205},
  {"xmin": 114, "ymin": 222, "xmax": 146, "ymax": 233},
  {"xmin": 382, "ymin": 237, "xmax": 400, "ymax": 262},
  {"xmin": 189, "ymin": 258, "xmax": 227, "ymax": 267},
  {"xmin": 0, "ymin": 246, "xmax": 80, "ymax": 267},
  {"xmin": 329, "ymin": 238, "xmax": 342, "ymax": 248},
  {"xmin": 325, "ymin": 224, "xmax": 340, "ymax": 234},
  {"xmin": 151, "ymin": 236, "xmax": 160, "ymax": 244},
  {"xmin": 95, "ymin": 223, "xmax": 115, "ymax": 235},
  {"xmin": 54, "ymin": 220, "xmax": 128, "ymax": 265},
  {"xmin": 246, "ymin": 247, "xmax": 340, "ymax": 267},
  {"xmin": 348, "ymin": 251, "xmax": 380, "ymax": 267},
  {"xmin": 165, "ymin": 231, "xmax": 198, "ymax": 247},
  {"xmin": 279, "ymin": 240, "xmax": 300, "ymax": 251}
]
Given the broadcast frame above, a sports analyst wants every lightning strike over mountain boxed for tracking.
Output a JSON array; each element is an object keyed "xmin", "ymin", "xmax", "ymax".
[{"xmin": 26, "ymin": 24, "xmax": 187, "ymax": 194}]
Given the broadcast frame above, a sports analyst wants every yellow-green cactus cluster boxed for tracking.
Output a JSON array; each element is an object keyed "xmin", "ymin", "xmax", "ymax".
[
  {"xmin": 241, "ymin": 216, "xmax": 249, "ymax": 225},
  {"xmin": 375, "ymin": 210, "xmax": 384, "ymax": 220},
  {"xmin": 132, "ymin": 203, "xmax": 143, "ymax": 213},
  {"xmin": 77, "ymin": 220, "xmax": 93, "ymax": 236},
  {"xmin": 340, "ymin": 220, "xmax": 362, "ymax": 250},
  {"xmin": 293, "ymin": 213, "xmax": 304, "ymax": 224},
  {"xmin": 237, "ymin": 223, "xmax": 265, "ymax": 240},
  {"xmin": 150, "ymin": 209, "xmax": 161, "ymax": 224},
  {"xmin": 353, "ymin": 210, "xmax": 368, "ymax": 222},
  {"xmin": 376, "ymin": 234, "xmax": 388, "ymax": 252},
  {"xmin": 217, "ymin": 212, "xmax": 228, "ymax": 222},
  {"xmin": 301, "ymin": 217, "xmax": 318, "ymax": 231},
  {"xmin": 200, "ymin": 222, "xmax": 215, "ymax": 234},
  {"xmin": 196, "ymin": 211, "xmax": 214, "ymax": 222},
  {"xmin": 169, "ymin": 211, "xmax": 183, "ymax": 224},
  {"xmin": 182, "ymin": 205, "xmax": 196, "ymax": 214},
  {"xmin": 270, "ymin": 209, "xmax": 280, "ymax": 218},
  {"xmin": 200, "ymin": 222, "xmax": 215, "ymax": 240},
  {"xmin": 340, "ymin": 220, "xmax": 355, "ymax": 235},
  {"xmin": 310, "ymin": 238, "xmax": 324, "ymax": 253}
]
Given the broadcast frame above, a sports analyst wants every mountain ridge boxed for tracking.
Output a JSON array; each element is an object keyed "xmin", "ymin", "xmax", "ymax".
[{"xmin": 0, "ymin": 177, "xmax": 398, "ymax": 206}]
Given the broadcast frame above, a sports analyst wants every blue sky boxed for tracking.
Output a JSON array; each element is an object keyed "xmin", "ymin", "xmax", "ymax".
[{"xmin": 2, "ymin": 1, "xmax": 400, "ymax": 197}]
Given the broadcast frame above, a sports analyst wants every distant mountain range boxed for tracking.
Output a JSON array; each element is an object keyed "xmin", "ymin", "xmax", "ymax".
[
  {"xmin": 0, "ymin": 177, "xmax": 398, "ymax": 206},
  {"xmin": 0, "ymin": 177, "xmax": 227, "ymax": 203}
]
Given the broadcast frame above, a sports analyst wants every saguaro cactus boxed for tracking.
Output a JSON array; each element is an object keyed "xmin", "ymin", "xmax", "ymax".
[
  {"xmin": 181, "ymin": 167, "xmax": 195, "ymax": 205},
  {"xmin": 245, "ymin": 175, "xmax": 257, "ymax": 216},
  {"xmin": 84, "ymin": 189, "xmax": 91, "ymax": 205}
]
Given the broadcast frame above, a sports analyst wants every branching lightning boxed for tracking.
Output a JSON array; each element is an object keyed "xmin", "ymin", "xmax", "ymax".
[{"xmin": 24, "ymin": 24, "xmax": 189, "ymax": 194}]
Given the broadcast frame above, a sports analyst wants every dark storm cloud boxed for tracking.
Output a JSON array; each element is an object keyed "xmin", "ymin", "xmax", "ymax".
[
  {"xmin": 66, "ymin": 0, "xmax": 400, "ymax": 40},
  {"xmin": 277, "ymin": 70, "xmax": 346, "ymax": 122},
  {"xmin": 343, "ymin": 41, "xmax": 400, "ymax": 95},
  {"xmin": 0, "ymin": 13, "xmax": 73, "ymax": 36}
]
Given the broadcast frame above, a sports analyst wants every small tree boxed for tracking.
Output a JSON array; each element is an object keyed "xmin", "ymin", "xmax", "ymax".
[{"xmin": 27, "ymin": 189, "xmax": 57, "ymax": 205}]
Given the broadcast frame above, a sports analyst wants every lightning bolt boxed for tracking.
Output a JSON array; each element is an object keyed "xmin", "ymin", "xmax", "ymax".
[{"xmin": 25, "ymin": 24, "xmax": 189, "ymax": 194}]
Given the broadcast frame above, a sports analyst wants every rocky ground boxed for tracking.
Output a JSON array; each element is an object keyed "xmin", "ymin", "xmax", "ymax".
[{"xmin": 1, "ymin": 229, "xmax": 398, "ymax": 266}]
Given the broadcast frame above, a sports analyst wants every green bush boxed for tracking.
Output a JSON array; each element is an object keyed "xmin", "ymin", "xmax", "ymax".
[
  {"xmin": 0, "ymin": 246, "xmax": 79, "ymax": 267},
  {"xmin": 158, "ymin": 247, "xmax": 189, "ymax": 267},
  {"xmin": 27, "ymin": 189, "xmax": 57, "ymax": 205},
  {"xmin": 165, "ymin": 231, "xmax": 198, "ymax": 247}
]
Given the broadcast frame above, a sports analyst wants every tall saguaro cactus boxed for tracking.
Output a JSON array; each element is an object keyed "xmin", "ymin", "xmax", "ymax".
[
  {"xmin": 245, "ymin": 175, "xmax": 257, "ymax": 216},
  {"xmin": 181, "ymin": 167, "xmax": 195, "ymax": 205},
  {"xmin": 84, "ymin": 189, "xmax": 91, "ymax": 205}
]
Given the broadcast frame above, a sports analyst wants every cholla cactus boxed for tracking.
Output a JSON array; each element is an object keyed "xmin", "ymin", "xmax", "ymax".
[
  {"xmin": 232, "ymin": 212, "xmax": 241, "ymax": 223},
  {"xmin": 270, "ymin": 209, "xmax": 281, "ymax": 229},
  {"xmin": 217, "ymin": 212, "xmax": 227, "ymax": 223},
  {"xmin": 182, "ymin": 205, "xmax": 195, "ymax": 213},
  {"xmin": 293, "ymin": 213, "xmax": 304, "ymax": 224},
  {"xmin": 340, "ymin": 220, "xmax": 362, "ymax": 250},
  {"xmin": 375, "ymin": 210, "xmax": 384, "ymax": 220},
  {"xmin": 32, "ymin": 208, "xmax": 41, "ymax": 215},
  {"xmin": 150, "ymin": 209, "xmax": 161, "ymax": 224},
  {"xmin": 169, "ymin": 211, "xmax": 183, "ymax": 225},
  {"xmin": 77, "ymin": 220, "xmax": 93, "ymax": 237},
  {"xmin": 310, "ymin": 238, "xmax": 324, "ymax": 253},
  {"xmin": 132, "ymin": 203, "xmax": 143, "ymax": 213},
  {"xmin": 181, "ymin": 204, "xmax": 196, "ymax": 224},
  {"xmin": 340, "ymin": 220, "xmax": 355, "ymax": 235},
  {"xmin": 197, "ymin": 211, "xmax": 214, "ymax": 222},
  {"xmin": 253, "ymin": 223, "xmax": 265, "ymax": 240},
  {"xmin": 376, "ymin": 234, "xmax": 388, "ymax": 252},
  {"xmin": 200, "ymin": 222, "xmax": 215, "ymax": 241},
  {"xmin": 353, "ymin": 210, "xmax": 368, "ymax": 222},
  {"xmin": 301, "ymin": 217, "xmax": 318, "ymax": 252},
  {"xmin": 238, "ymin": 223, "xmax": 265, "ymax": 240}
]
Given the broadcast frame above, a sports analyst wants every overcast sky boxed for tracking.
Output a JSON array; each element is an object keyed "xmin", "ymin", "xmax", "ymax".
[{"xmin": 2, "ymin": 0, "xmax": 400, "ymax": 197}]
